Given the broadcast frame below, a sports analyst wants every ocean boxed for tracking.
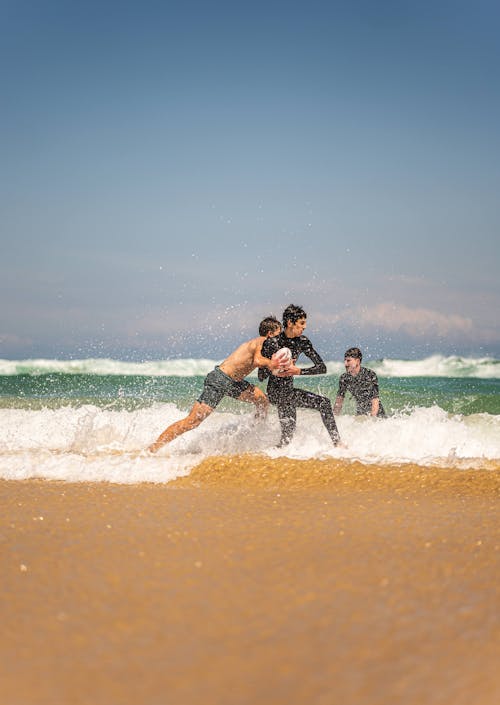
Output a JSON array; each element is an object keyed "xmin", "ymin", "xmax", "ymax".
[{"xmin": 1, "ymin": 355, "xmax": 499, "ymax": 483}]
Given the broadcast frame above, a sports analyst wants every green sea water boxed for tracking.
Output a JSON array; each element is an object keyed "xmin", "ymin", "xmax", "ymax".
[
  {"xmin": 1, "ymin": 372, "xmax": 499, "ymax": 416},
  {"xmin": 1, "ymin": 358, "xmax": 499, "ymax": 481}
]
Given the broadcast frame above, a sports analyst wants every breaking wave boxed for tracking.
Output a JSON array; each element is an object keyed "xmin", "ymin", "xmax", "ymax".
[
  {"xmin": 1, "ymin": 355, "xmax": 499, "ymax": 379},
  {"xmin": 1, "ymin": 403, "xmax": 499, "ymax": 484}
]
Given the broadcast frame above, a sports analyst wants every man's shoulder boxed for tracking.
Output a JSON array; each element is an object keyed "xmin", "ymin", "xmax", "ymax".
[
  {"xmin": 339, "ymin": 371, "xmax": 352, "ymax": 386},
  {"xmin": 238, "ymin": 336, "xmax": 260, "ymax": 354},
  {"xmin": 361, "ymin": 367, "xmax": 378, "ymax": 380},
  {"xmin": 296, "ymin": 335, "xmax": 312, "ymax": 348}
]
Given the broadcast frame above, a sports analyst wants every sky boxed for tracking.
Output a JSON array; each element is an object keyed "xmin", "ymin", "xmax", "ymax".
[{"xmin": 1, "ymin": 0, "xmax": 499, "ymax": 360}]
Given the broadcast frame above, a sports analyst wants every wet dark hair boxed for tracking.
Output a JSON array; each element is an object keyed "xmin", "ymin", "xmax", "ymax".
[
  {"xmin": 282, "ymin": 304, "xmax": 307, "ymax": 327},
  {"xmin": 344, "ymin": 347, "xmax": 362, "ymax": 361},
  {"xmin": 259, "ymin": 316, "xmax": 281, "ymax": 336}
]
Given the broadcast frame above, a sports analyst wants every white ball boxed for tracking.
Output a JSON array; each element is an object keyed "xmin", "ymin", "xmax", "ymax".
[
  {"xmin": 271, "ymin": 348, "xmax": 292, "ymax": 374},
  {"xmin": 273, "ymin": 347, "xmax": 292, "ymax": 363}
]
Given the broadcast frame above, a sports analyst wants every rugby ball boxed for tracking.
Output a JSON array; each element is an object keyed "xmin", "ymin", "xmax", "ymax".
[
  {"xmin": 273, "ymin": 347, "xmax": 292, "ymax": 364},
  {"xmin": 272, "ymin": 347, "xmax": 292, "ymax": 374}
]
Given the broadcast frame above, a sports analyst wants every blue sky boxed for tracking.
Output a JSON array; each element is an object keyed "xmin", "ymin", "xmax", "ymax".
[{"xmin": 2, "ymin": 0, "xmax": 499, "ymax": 360}]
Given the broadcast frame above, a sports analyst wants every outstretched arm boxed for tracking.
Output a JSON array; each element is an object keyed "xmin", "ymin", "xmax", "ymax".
[{"xmin": 253, "ymin": 347, "xmax": 282, "ymax": 371}]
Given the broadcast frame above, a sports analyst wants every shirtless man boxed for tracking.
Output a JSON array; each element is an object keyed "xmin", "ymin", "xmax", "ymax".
[{"xmin": 148, "ymin": 317, "xmax": 283, "ymax": 453}]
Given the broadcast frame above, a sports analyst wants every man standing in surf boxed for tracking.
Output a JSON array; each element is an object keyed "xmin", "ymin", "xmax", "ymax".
[
  {"xmin": 334, "ymin": 347, "xmax": 386, "ymax": 418},
  {"xmin": 259, "ymin": 304, "xmax": 342, "ymax": 447},
  {"xmin": 148, "ymin": 317, "xmax": 284, "ymax": 453}
]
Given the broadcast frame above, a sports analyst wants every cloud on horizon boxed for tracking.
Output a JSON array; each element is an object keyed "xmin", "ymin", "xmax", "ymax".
[
  {"xmin": 316, "ymin": 301, "xmax": 498, "ymax": 344},
  {"xmin": 2, "ymin": 297, "xmax": 499, "ymax": 360}
]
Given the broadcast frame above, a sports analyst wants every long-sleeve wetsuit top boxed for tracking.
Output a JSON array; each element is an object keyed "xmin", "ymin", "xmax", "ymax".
[
  {"xmin": 258, "ymin": 333, "xmax": 327, "ymax": 404},
  {"xmin": 337, "ymin": 366, "xmax": 386, "ymax": 417}
]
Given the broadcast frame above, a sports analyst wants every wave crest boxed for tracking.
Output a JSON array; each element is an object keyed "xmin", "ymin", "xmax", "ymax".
[{"xmin": 1, "ymin": 354, "xmax": 499, "ymax": 379}]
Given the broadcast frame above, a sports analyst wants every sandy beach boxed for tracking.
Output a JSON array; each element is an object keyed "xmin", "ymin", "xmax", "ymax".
[{"xmin": 1, "ymin": 458, "xmax": 499, "ymax": 705}]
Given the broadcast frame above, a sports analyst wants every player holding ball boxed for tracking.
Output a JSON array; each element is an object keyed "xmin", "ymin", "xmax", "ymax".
[{"xmin": 259, "ymin": 304, "xmax": 342, "ymax": 447}]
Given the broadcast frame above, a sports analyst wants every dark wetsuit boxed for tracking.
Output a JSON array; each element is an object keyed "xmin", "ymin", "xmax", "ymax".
[
  {"xmin": 337, "ymin": 367, "xmax": 386, "ymax": 417},
  {"xmin": 259, "ymin": 333, "xmax": 340, "ymax": 446}
]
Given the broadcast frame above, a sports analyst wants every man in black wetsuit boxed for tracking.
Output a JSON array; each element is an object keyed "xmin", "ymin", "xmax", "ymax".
[
  {"xmin": 259, "ymin": 304, "xmax": 341, "ymax": 447},
  {"xmin": 334, "ymin": 347, "xmax": 386, "ymax": 418}
]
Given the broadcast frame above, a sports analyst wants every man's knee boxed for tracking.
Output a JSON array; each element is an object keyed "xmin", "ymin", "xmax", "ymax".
[
  {"xmin": 187, "ymin": 404, "xmax": 212, "ymax": 427},
  {"xmin": 239, "ymin": 386, "xmax": 267, "ymax": 407}
]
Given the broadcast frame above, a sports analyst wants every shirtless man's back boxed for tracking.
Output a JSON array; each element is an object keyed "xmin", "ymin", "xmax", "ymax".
[{"xmin": 148, "ymin": 317, "xmax": 282, "ymax": 453}]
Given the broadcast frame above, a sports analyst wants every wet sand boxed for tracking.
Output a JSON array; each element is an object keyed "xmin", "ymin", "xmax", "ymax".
[{"xmin": 1, "ymin": 458, "xmax": 499, "ymax": 705}]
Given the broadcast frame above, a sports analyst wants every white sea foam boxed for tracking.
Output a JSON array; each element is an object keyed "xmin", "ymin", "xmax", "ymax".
[
  {"xmin": 367, "ymin": 354, "xmax": 500, "ymax": 379},
  {"xmin": 0, "ymin": 358, "xmax": 217, "ymax": 377},
  {"xmin": 1, "ymin": 354, "xmax": 498, "ymax": 378},
  {"xmin": 0, "ymin": 404, "xmax": 499, "ymax": 484}
]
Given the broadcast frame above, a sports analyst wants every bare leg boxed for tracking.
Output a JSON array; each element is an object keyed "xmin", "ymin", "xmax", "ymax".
[
  {"xmin": 237, "ymin": 385, "xmax": 269, "ymax": 419},
  {"xmin": 148, "ymin": 402, "xmax": 213, "ymax": 453}
]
